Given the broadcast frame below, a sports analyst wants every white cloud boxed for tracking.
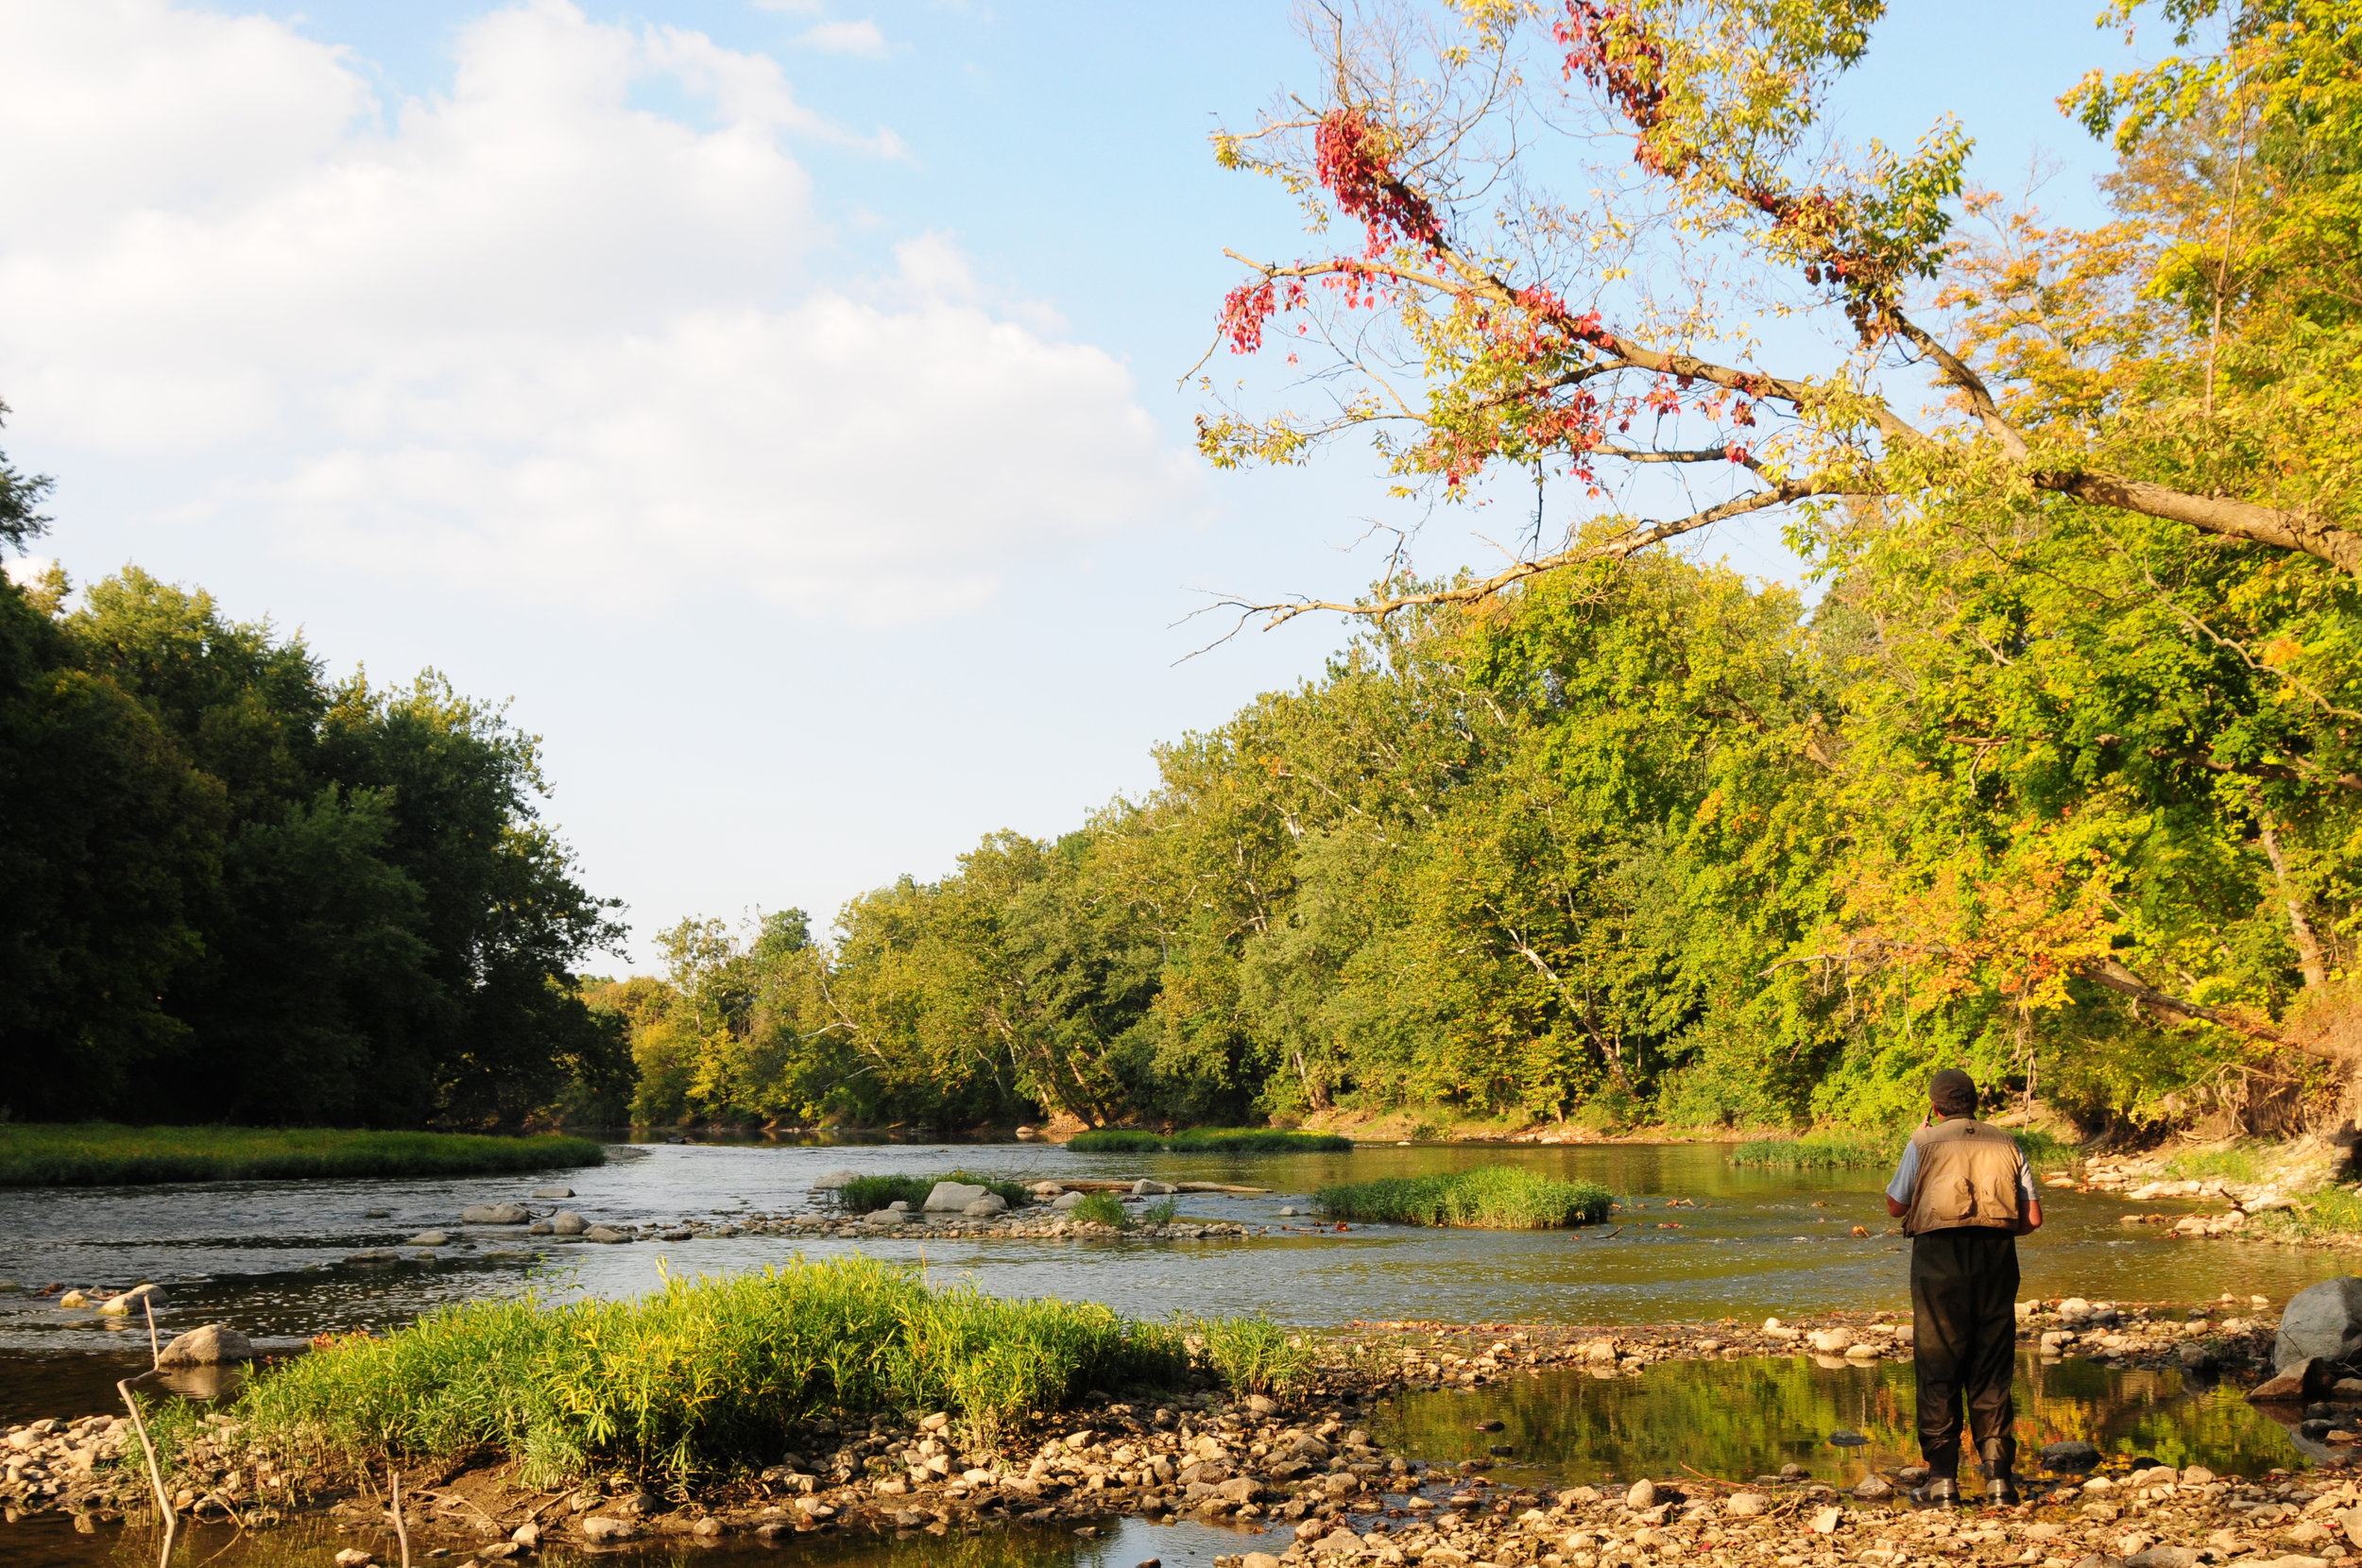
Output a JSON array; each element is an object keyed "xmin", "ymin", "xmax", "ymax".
[
  {"xmin": 794, "ymin": 20, "xmax": 889, "ymax": 58},
  {"xmin": 0, "ymin": 0, "xmax": 1189, "ymax": 618}
]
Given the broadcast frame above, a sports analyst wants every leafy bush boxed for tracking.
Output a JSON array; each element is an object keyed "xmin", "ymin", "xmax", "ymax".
[
  {"xmin": 0, "ymin": 1124, "xmax": 604, "ymax": 1186},
  {"xmin": 1194, "ymin": 1314, "xmax": 1312, "ymax": 1396},
  {"xmin": 1728, "ymin": 1134, "xmax": 1889, "ymax": 1170},
  {"xmin": 1069, "ymin": 1191, "xmax": 1131, "ymax": 1227},
  {"xmin": 2011, "ymin": 1129, "xmax": 2080, "ymax": 1171},
  {"xmin": 1313, "ymin": 1166, "xmax": 1611, "ymax": 1228},
  {"xmin": 1140, "ymin": 1197, "xmax": 1179, "ymax": 1225},
  {"xmin": 833, "ymin": 1171, "xmax": 1030, "ymax": 1214},
  {"xmin": 236, "ymin": 1257, "xmax": 1189, "ymax": 1481}
]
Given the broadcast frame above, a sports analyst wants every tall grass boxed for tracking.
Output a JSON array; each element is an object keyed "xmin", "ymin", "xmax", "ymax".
[
  {"xmin": 1070, "ymin": 1192, "xmax": 1130, "ymax": 1227},
  {"xmin": 1314, "ymin": 1166, "xmax": 1612, "ymax": 1228},
  {"xmin": 1067, "ymin": 1128, "xmax": 1353, "ymax": 1153},
  {"xmin": 2251, "ymin": 1187, "xmax": 2362, "ymax": 1244},
  {"xmin": 237, "ymin": 1257, "xmax": 1191, "ymax": 1481},
  {"xmin": 1729, "ymin": 1133, "xmax": 1888, "ymax": 1169},
  {"xmin": 833, "ymin": 1172, "xmax": 1032, "ymax": 1214},
  {"xmin": 1193, "ymin": 1315, "xmax": 1313, "ymax": 1395},
  {"xmin": 1733, "ymin": 1129, "xmax": 2078, "ymax": 1172},
  {"xmin": 0, "ymin": 1123, "xmax": 603, "ymax": 1186}
]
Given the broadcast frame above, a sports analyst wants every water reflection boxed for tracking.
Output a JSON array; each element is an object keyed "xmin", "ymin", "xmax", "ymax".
[{"xmin": 1373, "ymin": 1351, "xmax": 2303, "ymax": 1487}]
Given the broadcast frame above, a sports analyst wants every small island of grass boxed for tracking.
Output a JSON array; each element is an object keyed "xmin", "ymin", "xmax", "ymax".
[
  {"xmin": 0, "ymin": 1123, "xmax": 606, "ymax": 1187},
  {"xmin": 1067, "ymin": 1128, "xmax": 1353, "ymax": 1153},
  {"xmin": 1314, "ymin": 1165, "xmax": 1611, "ymax": 1228},
  {"xmin": 833, "ymin": 1171, "xmax": 1034, "ymax": 1213}
]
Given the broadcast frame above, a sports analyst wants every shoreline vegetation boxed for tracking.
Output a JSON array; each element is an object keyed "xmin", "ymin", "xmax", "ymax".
[
  {"xmin": 1726, "ymin": 1129, "xmax": 2080, "ymax": 1172},
  {"xmin": 1313, "ymin": 1167, "xmax": 1613, "ymax": 1229},
  {"xmin": 1066, "ymin": 1129, "xmax": 1354, "ymax": 1153},
  {"xmin": 0, "ymin": 1124, "xmax": 606, "ymax": 1187}
]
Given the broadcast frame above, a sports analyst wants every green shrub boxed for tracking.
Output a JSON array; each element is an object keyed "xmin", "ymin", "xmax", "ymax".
[
  {"xmin": 1140, "ymin": 1197, "xmax": 1179, "ymax": 1225},
  {"xmin": 833, "ymin": 1171, "xmax": 1031, "ymax": 1214},
  {"xmin": 1728, "ymin": 1134, "xmax": 1888, "ymax": 1170},
  {"xmin": 235, "ymin": 1256, "xmax": 1189, "ymax": 1481},
  {"xmin": 1069, "ymin": 1191, "xmax": 1131, "ymax": 1227},
  {"xmin": 0, "ymin": 1123, "xmax": 604, "ymax": 1186},
  {"xmin": 1194, "ymin": 1314, "xmax": 1312, "ymax": 1396},
  {"xmin": 2011, "ymin": 1130, "xmax": 2080, "ymax": 1171},
  {"xmin": 2251, "ymin": 1187, "xmax": 2362, "ymax": 1244},
  {"xmin": 1313, "ymin": 1166, "xmax": 1611, "ymax": 1228}
]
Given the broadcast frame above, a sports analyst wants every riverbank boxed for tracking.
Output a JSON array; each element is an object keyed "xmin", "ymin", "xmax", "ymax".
[{"xmin": 0, "ymin": 1125, "xmax": 606, "ymax": 1186}]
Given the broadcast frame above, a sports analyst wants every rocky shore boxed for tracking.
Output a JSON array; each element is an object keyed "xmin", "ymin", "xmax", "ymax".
[{"xmin": 0, "ymin": 1295, "xmax": 2319, "ymax": 1563}]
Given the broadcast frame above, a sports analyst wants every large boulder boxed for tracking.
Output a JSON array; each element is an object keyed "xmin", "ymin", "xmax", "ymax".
[
  {"xmin": 157, "ymin": 1323, "xmax": 253, "ymax": 1367},
  {"xmin": 923, "ymin": 1182, "xmax": 989, "ymax": 1213},
  {"xmin": 549, "ymin": 1211, "xmax": 589, "ymax": 1236},
  {"xmin": 1052, "ymin": 1190, "xmax": 1087, "ymax": 1210},
  {"xmin": 461, "ymin": 1202, "xmax": 529, "ymax": 1225},
  {"xmin": 2276, "ymin": 1279, "xmax": 2362, "ymax": 1372},
  {"xmin": 962, "ymin": 1195, "xmax": 1009, "ymax": 1218},
  {"xmin": 811, "ymin": 1169, "xmax": 860, "ymax": 1189}
]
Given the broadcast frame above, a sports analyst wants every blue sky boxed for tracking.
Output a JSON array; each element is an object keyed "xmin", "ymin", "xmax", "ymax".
[{"xmin": 0, "ymin": 1, "xmax": 2148, "ymax": 967}]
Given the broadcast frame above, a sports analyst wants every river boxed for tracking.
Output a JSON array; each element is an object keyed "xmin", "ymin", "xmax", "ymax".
[{"xmin": 0, "ymin": 1137, "xmax": 2346, "ymax": 1568}]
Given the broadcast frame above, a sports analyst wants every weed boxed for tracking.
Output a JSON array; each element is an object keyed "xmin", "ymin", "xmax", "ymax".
[
  {"xmin": 2164, "ymin": 1146, "xmax": 2264, "ymax": 1185},
  {"xmin": 1729, "ymin": 1134, "xmax": 1889, "ymax": 1169},
  {"xmin": 1139, "ymin": 1198, "xmax": 1179, "ymax": 1225},
  {"xmin": 0, "ymin": 1124, "xmax": 603, "ymax": 1187},
  {"xmin": 833, "ymin": 1172, "xmax": 1031, "ymax": 1215},
  {"xmin": 234, "ymin": 1256, "xmax": 1190, "ymax": 1483},
  {"xmin": 1193, "ymin": 1315, "xmax": 1312, "ymax": 1396},
  {"xmin": 1313, "ymin": 1166, "xmax": 1611, "ymax": 1228},
  {"xmin": 1069, "ymin": 1192, "xmax": 1131, "ymax": 1228},
  {"xmin": 2011, "ymin": 1129, "xmax": 2080, "ymax": 1170},
  {"xmin": 1065, "ymin": 1128, "xmax": 1353, "ymax": 1153}
]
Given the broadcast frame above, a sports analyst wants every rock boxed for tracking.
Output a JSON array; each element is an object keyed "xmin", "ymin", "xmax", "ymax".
[
  {"xmin": 511, "ymin": 1523, "xmax": 539, "ymax": 1547},
  {"xmin": 1133, "ymin": 1179, "xmax": 1178, "ymax": 1196},
  {"xmin": 403, "ymin": 1232, "xmax": 450, "ymax": 1247},
  {"xmin": 1245, "ymin": 1394, "xmax": 1277, "ymax": 1416},
  {"xmin": 864, "ymin": 1210, "xmax": 908, "ymax": 1227},
  {"xmin": 1312, "ymin": 1530, "xmax": 1363, "ymax": 1555},
  {"xmin": 1625, "ymin": 1479, "xmax": 1656, "ymax": 1509},
  {"xmin": 1278, "ymin": 1205, "xmax": 1299, "ymax": 1216},
  {"xmin": 924, "ymin": 1182, "xmax": 989, "ymax": 1213},
  {"xmin": 2249, "ymin": 1357, "xmax": 2330, "ymax": 1403},
  {"xmin": 2179, "ymin": 1466, "xmax": 2217, "ymax": 1485},
  {"xmin": 57, "ymin": 1290, "xmax": 89, "ymax": 1308},
  {"xmin": 1217, "ymin": 1476, "xmax": 1261, "ymax": 1504},
  {"xmin": 335, "ymin": 1550, "xmax": 375, "ymax": 1567},
  {"xmin": 1844, "ymin": 1341, "xmax": 1880, "ymax": 1360},
  {"xmin": 1853, "ymin": 1474, "xmax": 1893, "ymax": 1500},
  {"xmin": 1581, "ymin": 1337, "xmax": 1620, "ymax": 1364},
  {"xmin": 1725, "ymin": 1493, "xmax": 1767, "ymax": 1517},
  {"xmin": 548, "ymin": 1210, "xmax": 588, "ymax": 1235},
  {"xmin": 1809, "ymin": 1506, "xmax": 1844, "ymax": 1535},
  {"xmin": 532, "ymin": 1186, "xmax": 574, "ymax": 1200},
  {"xmin": 582, "ymin": 1225, "xmax": 630, "ymax": 1243},
  {"xmin": 344, "ymin": 1249, "xmax": 401, "ymax": 1264},
  {"xmin": 692, "ymin": 1516, "xmax": 725, "ymax": 1537},
  {"xmin": 2042, "ymin": 1440, "xmax": 2103, "ymax": 1471},
  {"xmin": 1828, "ymin": 1429, "xmax": 1868, "ymax": 1446},
  {"xmin": 1243, "ymin": 1554, "xmax": 1283, "ymax": 1568},
  {"xmin": 578, "ymin": 1517, "xmax": 633, "ymax": 1542},
  {"xmin": 963, "ymin": 1194, "xmax": 1010, "ymax": 1218},
  {"xmin": 157, "ymin": 1323, "xmax": 253, "ymax": 1366},
  {"xmin": 1053, "ymin": 1190, "xmax": 1087, "ymax": 1210},
  {"xmin": 1808, "ymin": 1328, "xmax": 1854, "ymax": 1354},
  {"xmin": 97, "ymin": 1283, "xmax": 166, "ymax": 1315},
  {"xmin": 812, "ymin": 1168, "xmax": 860, "ymax": 1189},
  {"xmin": 2276, "ymin": 1279, "xmax": 2362, "ymax": 1372},
  {"xmin": 461, "ymin": 1202, "xmax": 529, "ymax": 1225}
]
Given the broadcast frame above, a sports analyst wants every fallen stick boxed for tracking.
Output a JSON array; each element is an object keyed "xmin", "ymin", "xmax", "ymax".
[
  {"xmin": 143, "ymin": 1297, "xmax": 161, "ymax": 1369},
  {"xmin": 389, "ymin": 1469, "xmax": 412, "ymax": 1568},
  {"xmin": 115, "ymin": 1377, "xmax": 177, "ymax": 1568}
]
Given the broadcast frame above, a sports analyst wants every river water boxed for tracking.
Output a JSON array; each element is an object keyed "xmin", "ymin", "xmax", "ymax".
[{"xmin": 0, "ymin": 1138, "xmax": 2347, "ymax": 1568}]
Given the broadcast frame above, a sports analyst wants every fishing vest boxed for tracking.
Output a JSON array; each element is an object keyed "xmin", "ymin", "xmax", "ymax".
[{"xmin": 1902, "ymin": 1116, "xmax": 2025, "ymax": 1236}]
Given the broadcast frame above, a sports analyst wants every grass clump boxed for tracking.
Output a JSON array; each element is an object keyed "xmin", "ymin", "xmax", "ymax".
[
  {"xmin": 1069, "ymin": 1192, "xmax": 1131, "ymax": 1227},
  {"xmin": 833, "ymin": 1171, "xmax": 1032, "ymax": 1214},
  {"xmin": 1314, "ymin": 1166, "xmax": 1611, "ymax": 1228},
  {"xmin": 1067, "ymin": 1128, "xmax": 1353, "ymax": 1153},
  {"xmin": 1729, "ymin": 1133, "xmax": 1888, "ymax": 1170},
  {"xmin": 1193, "ymin": 1315, "xmax": 1313, "ymax": 1395},
  {"xmin": 2251, "ymin": 1186, "xmax": 2362, "ymax": 1244},
  {"xmin": 237, "ymin": 1256, "xmax": 1190, "ymax": 1482},
  {"xmin": 2164, "ymin": 1145, "xmax": 2264, "ymax": 1185},
  {"xmin": 0, "ymin": 1123, "xmax": 603, "ymax": 1187},
  {"xmin": 2011, "ymin": 1129, "xmax": 2080, "ymax": 1171}
]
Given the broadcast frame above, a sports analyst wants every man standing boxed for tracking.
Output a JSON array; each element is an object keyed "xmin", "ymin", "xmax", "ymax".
[{"xmin": 1884, "ymin": 1068, "xmax": 2043, "ymax": 1506}]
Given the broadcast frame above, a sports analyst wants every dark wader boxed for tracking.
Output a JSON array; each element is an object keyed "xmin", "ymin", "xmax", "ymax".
[{"xmin": 1909, "ymin": 1227, "xmax": 2018, "ymax": 1478}]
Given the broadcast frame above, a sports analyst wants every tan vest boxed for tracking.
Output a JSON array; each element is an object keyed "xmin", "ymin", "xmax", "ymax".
[{"xmin": 1902, "ymin": 1116, "xmax": 2025, "ymax": 1236}]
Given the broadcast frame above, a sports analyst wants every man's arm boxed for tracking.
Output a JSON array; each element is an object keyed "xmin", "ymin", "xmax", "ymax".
[
  {"xmin": 2014, "ymin": 1152, "xmax": 2043, "ymax": 1235},
  {"xmin": 1887, "ymin": 1194, "xmax": 1908, "ymax": 1219},
  {"xmin": 2016, "ymin": 1196, "xmax": 2044, "ymax": 1236}
]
